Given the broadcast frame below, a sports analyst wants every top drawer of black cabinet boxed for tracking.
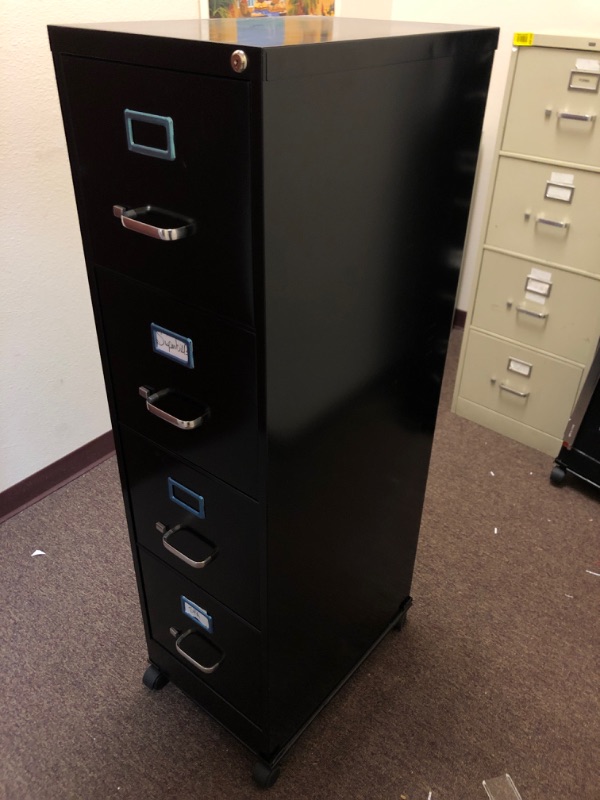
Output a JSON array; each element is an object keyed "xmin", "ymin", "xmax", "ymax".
[{"xmin": 61, "ymin": 56, "xmax": 254, "ymax": 326}]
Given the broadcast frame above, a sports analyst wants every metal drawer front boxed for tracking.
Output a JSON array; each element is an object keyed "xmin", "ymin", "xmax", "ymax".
[
  {"xmin": 503, "ymin": 47, "xmax": 600, "ymax": 167},
  {"xmin": 61, "ymin": 56, "xmax": 253, "ymax": 326},
  {"xmin": 487, "ymin": 157, "xmax": 600, "ymax": 274},
  {"xmin": 472, "ymin": 250, "xmax": 600, "ymax": 364},
  {"xmin": 140, "ymin": 549, "xmax": 262, "ymax": 725},
  {"xmin": 122, "ymin": 428, "xmax": 261, "ymax": 626},
  {"xmin": 459, "ymin": 330, "xmax": 583, "ymax": 437},
  {"xmin": 97, "ymin": 268, "xmax": 258, "ymax": 497}
]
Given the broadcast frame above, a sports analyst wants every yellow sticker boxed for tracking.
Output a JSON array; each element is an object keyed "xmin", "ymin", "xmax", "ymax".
[{"xmin": 513, "ymin": 32, "xmax": 534, "ymax": 46}]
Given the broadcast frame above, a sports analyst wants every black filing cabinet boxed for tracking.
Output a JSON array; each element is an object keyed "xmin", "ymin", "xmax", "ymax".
[
  {"xmin": 49, "ymin": 17, "xmax": 498, "ymax": 787},
  {"xmin": 552, "ymin": 340, "xmax": 600, "ymax": 489}
]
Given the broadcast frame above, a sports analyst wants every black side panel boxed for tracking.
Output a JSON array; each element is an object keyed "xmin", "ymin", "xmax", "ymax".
[
  {"xmin": 556, "ymin": 378, "xmax": 600, "ymax": 488},
  {"xmin": 261, "ymin": 50, "xmax": 495, "ymax": 752}
]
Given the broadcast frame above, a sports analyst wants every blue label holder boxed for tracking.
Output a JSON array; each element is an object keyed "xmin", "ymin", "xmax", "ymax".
[
  {"xmin": 168, "ymin": 478, "xmax": 205, "ymax": 519},
  {"xmin": 181, "ymin": 596, "xmax": 213, "ymax": 633},
  {"xmin": 151, "ymin": 323, "xmax": 194, "ymax": 369},
  {"xmin": 124, "ymin": 109, "xmax": 175, "ymax": 161}
]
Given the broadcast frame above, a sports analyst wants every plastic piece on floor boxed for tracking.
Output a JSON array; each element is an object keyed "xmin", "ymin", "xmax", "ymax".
[
  {"xmin": 482, "ymin": 774, "xmax": 523, "ymax": 800},
  {"xmin": 31, "ymin": 550, "xmax": 46, "ymax": 557}
]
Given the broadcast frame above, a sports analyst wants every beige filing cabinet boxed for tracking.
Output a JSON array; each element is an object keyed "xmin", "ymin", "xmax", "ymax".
[{"xmin": 453, "ymin": 32, "xmax": 600, "ymax": 456}]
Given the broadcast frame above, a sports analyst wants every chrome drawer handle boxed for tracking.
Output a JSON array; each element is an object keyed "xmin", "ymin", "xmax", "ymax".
[
  {"xmin": 113, "ymin": 204, "xmax": 196, "ymax": 241},
  {"xmin": 156, "ymin": 522, "xmax": 217, "ymax": 569},
  {"xmin": 557, "ymin": 111, "xmax": 596, "ymax": 123},
  {"xmin": 516, "ymin": 306, "xmax": 549, "ymax": 320},
  {"xmin": 535, "ymin": 216, "xmax": 570, "ymax": 229},
  {"xmin": 175, "ymin": 629, "xmax": 224, "ymax": 674},
  {"xmin": 139, "ymin": 386, "xmax": 210, "ymax": 430},
  {"xmin": 499, "ymin": 383, "xmax": 530, "ymax": 398}
]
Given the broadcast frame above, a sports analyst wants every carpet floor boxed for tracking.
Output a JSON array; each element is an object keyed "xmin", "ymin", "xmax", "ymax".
[{"xmin": 1, "ymin": 331, "xmax": 598, "ymax": 800}]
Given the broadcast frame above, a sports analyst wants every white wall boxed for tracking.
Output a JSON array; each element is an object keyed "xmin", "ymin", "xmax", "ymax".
[
  {"xmin": 1, "ymin": 1, "xmax": 600, "ymax": 493},
  {"xmin": 0, "ymin": 1, "xmax": 199, "ymax": 494}
]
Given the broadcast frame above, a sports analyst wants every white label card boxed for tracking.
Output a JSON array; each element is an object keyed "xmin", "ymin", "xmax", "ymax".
[
  {"xmin": 525, "ymin": 291, "xmax": 547, "ymax": 306},
  {"xmin": 151, "ymin": 323, "xmax": 194, "ymax": 368},
  {"xmin": 526, "ymin": 277, "xmax": 552, "ymax": 297},
  {"xmin": 570, "ymin": 71, "xmax": 600, "ymax": 91},
  {"xmin": 575, "ymin": 58, "xmax": 600, "ymax": 72},
  {"xmin": 529, "ymin": 267, "xmax": 552, "ymax": 283},
  {"xmin": 545, "ymin": 183, "xmax": 574, "ymax": 203},
  {"xmin": 181, "ymin": 597, "xmax": 213, "ymax": 633},
  {"xmin": 550, "ymin": 172, "xmax": 574, "ymax": 185},
  {"xmin": 508, "ymin": 358, "xmax": 532, "ymax": 377}
]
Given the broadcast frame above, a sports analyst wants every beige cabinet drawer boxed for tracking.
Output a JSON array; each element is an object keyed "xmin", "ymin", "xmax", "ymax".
[
  {"xmin": 459, "ymin": 331, "xmax": 583, "ymax": 438},
  {"xmin": 486, "ymin": 156, "xmax": 600, "ymax": 273},
  {"xmin": 503, "ymin": 47, "xmax": 600, "ymax": 167},
  {"xmin": 472, "ymin": 250, "xmax": 600, "ymax": 364}
]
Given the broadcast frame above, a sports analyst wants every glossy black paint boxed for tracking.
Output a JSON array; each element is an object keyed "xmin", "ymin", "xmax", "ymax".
[
  {"xmin": 60, "ymin": 56, "xmax": 253, "ymax": 326},
  {"xmin": 95, "ymin": 268, "xmax": 259, "ymax": 497},
  {"xmin": 139, "ymin": 549, "xmax": 262, "ymax": 725},
  {"xmin": 120, "ymin": 427, "xmax": 261, "ymax": 626},
  {"xmin": 260, "ymin": 48, "xmax": 496, "ymax": 753},
  {"xmin": 49, "ymin": 16, "xmax": 498, "ymax": 770},
  {"xmin": 554, "ymin": 379, "xmax": 600, "ymax": 489}
]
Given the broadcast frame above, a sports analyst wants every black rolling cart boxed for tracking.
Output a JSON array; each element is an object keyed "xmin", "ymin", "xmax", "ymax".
[
  {"xmin": 48, "ymin": 17, "xmax": 497, "ymax": 787},
  {"xmin": 551, "ymin": 340, "xmax": 600, "ymax": 489}
]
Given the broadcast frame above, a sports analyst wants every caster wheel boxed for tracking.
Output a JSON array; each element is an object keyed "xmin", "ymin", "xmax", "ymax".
[
  {"xmin": 142, "ymin": 664, "xmax": 169, "ymax": 691},
  {"xmin": 394, "ymin": 613, "xmax": 408, "ymax": 632},
  {"xmin": 550, "ymin": 465, "xmax": 567, "ymax": 486},
  {"xmin": 252, "ymin": 761, "xmax": 281, "ymax": 789}
]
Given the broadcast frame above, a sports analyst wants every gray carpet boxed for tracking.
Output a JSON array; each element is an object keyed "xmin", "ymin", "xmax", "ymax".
[{"xmin": 1, "ymin": 331, "xmax": 598, "ymax": 800}]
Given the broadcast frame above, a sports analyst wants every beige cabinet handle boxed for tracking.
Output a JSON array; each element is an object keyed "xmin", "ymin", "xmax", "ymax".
[
  {"xmin": 516, "ymin": 306, "xmax": 549, "ymax": 320},
  {"xmin": 499, "ymin": 383, "xmax": 530, "ymax": 398}
]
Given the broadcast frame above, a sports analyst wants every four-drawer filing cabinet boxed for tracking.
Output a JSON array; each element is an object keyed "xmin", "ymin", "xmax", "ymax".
[
  {"xmin": 453, "ymin": 33, "xmax": 600, "ymax": 456},
  {"xmin": 49, "ymin": 17, "xmax": 498, "ymax": 786}
]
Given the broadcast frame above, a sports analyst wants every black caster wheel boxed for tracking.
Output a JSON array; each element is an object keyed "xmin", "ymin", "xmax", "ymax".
[
  {"xmin": 252, "ymin": 761, "xmax": 281, "ymax": 789},
  {"xmin": 142, "ymin": 663, "xmax": 169, "ymax": 691},
  {"xmin": 550, "ymin": 465, "xmax": 567, "ymax": 486},
  {"xmin": 394, "ymin": 613, "xmax": 408, "ymax": 632}
]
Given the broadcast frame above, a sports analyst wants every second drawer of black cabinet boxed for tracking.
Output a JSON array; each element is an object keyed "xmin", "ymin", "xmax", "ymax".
[
  {"xmin": 97, "ymin": 268, "xmax": 259, "ymax": 497},
  {"xmin": 121, "ymin": 427, "xmax": 261, "ymax": 627},
  {"xmin": 140, "ymin": 549, "xmax": 262, "ymax": 726}
]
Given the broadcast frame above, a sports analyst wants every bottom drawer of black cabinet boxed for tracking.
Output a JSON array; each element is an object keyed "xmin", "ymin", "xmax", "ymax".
[{"xmin": 139, "ymin": 548, "xmax": 262, "ymax": 726}]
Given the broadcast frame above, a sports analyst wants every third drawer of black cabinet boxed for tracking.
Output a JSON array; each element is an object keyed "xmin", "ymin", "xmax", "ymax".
[
  {"xmin": 60, "ymin": 55, "xmax": 253, "ymax": 326},
  {"xmin": 139, "ymin": 549, "xmax": 262, "ymax": 726},
  {"xmin": 121, "ymin": 427, "xmax": 260, "ymax": 627},
  {"xmin": 96, "ymin": 268, "xmax": 259, "ymax": 497}
]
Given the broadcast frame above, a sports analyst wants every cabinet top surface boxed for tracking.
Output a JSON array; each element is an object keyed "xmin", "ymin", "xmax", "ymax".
[
  {"xmin": 520, "ymin": 31, "xmax": 600, "ymax": 50},
  {"xmin": 48, "ymin": 18, "xmax": 498, "ymax": 81},
  {"xmin": 49, "ymin": 17, "xmax": 496, "ymax": 48}
]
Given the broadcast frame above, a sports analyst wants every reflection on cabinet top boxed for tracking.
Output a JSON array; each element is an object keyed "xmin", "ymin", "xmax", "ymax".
[{"xmin": 48, "ymin": 18, "xmax": 498, "ymax": 81}]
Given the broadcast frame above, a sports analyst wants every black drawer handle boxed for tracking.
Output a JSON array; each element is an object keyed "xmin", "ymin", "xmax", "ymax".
[
  {"xmin": 139, "ymin": 386, "xmax": 210, "ymax": 430},
  {"xmin": 174, "ymin": 629, "xmax": 224, "ymax": 675},
  {"xmin": 113, "ymin": 204, "xmax": 196, "ymax": 241},
  {"xmin": 156, "ymin": 522, "xmax": 217, "ymax": 569}
]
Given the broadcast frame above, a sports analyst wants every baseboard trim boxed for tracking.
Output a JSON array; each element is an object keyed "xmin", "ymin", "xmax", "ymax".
[
  {"xmin": 2, "ymin": 310, "xmax": 467, "ymax": 524},
  {"xmin": 453, "ymin": 309, "xmax": 466, "ymax": 329},
  {"xmin": 0, "ymin": 431, "xmax": 115, "ymax": 525}
]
